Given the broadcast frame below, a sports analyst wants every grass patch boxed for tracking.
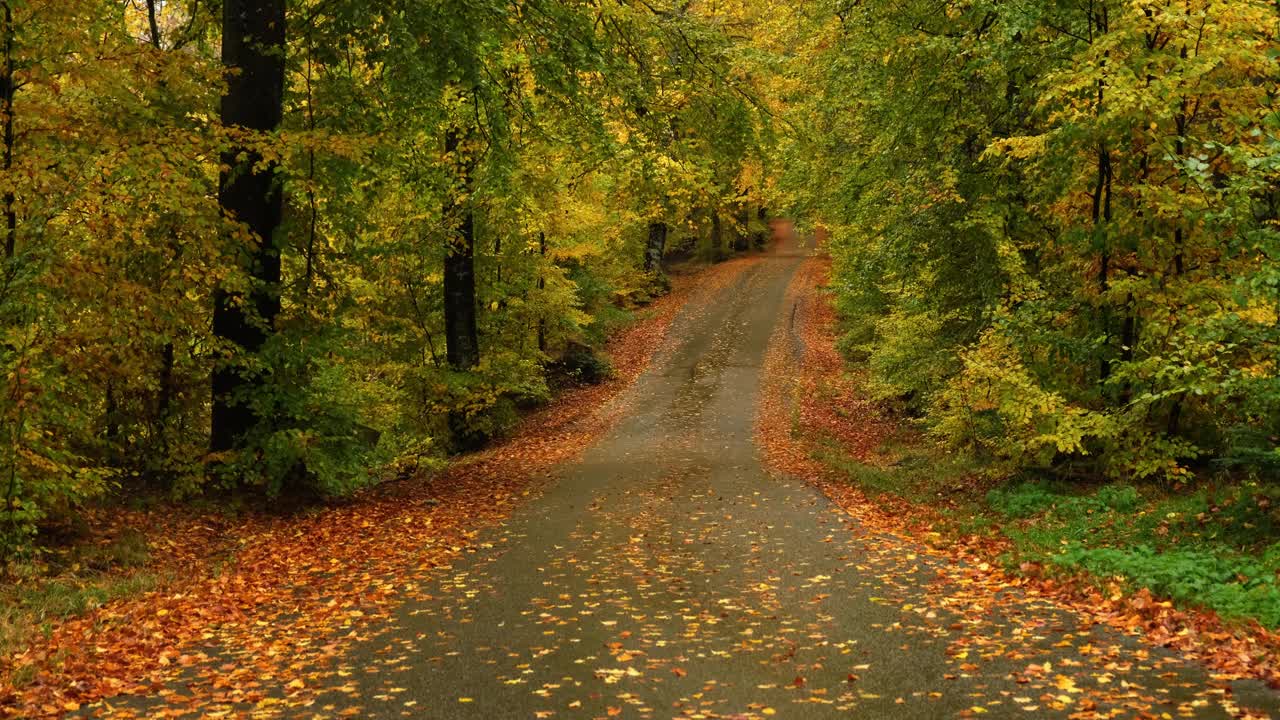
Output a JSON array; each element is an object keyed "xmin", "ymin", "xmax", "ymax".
[
  {"xmin": 1, "ymin": 530, "xmax": 166, "ymax": 665},
  {"xmin": 992, "ymin": 478, "xmax": 1280, "ymax": 628},
  {"xmin": 1054, "ymin": 544, "xmax": 1280, "ymax": 627},
  {"xmin": 817, "ymin": 434, "xmax": 1280, "ymax": 629}
]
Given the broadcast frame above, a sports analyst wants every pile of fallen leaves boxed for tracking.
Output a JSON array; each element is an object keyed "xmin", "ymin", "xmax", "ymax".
[
  {"xmin": 0, "ymin": 254, "xmax": 761, "ymax": 719},
  {"xmin": 756, "ymin": 247, "xmax": 1280, "ymax": 695}
]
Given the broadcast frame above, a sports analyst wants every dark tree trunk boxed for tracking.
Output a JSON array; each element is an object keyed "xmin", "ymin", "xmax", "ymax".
[
  {"xmin": 210, "ymin": 0, "xmax": 286, "ymax": 453},
  {"xmin": 444, "ymin": 128, "xmax": 480, "ymax": 370},
  {"xmin": 1119, "ymin": 296, "xmax": 1135, "ymax": 403},
  {"xmin": 711, "ymin": 211, "xmax": 724, "ymax": 260},
  {"xmin": 1, "ymin": 2, "xmax": 15, "ymax": 261},
  {"xmin": 537, "ymin": 232, "xmax": 547, "ymax": 354},
  {"xmin": 1167, "ymin": 399, "xmax": 1182, "ymax": 437},
  {"xmin": 1164, "ymin": 52, "xmax": 1191, "ymax": 434},
  {"xmin": 644, "ymin": 221, "xmax": 667, "ymax": 272},
  {"xmin": 158, "ymin": 342, "xmax": 175, "ymax": 420},
  {"xmin": 144, "ymin": 0, "xmax": 163, "ymax": 49},
  {"xmin": 734, "ymin": 204, "xmax": 750, "ymax": 252},
  {"xmin": 1093, "ymin": 142, "xmax": 1113, "ymax": 385},
  {"xmin": 104, "ymin": 382, "xmax": 120, "ymax": 443}
]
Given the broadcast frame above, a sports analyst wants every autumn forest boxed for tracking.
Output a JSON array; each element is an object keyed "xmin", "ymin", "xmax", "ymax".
[{"xmin": 2, "ymin": 0, "xmax": 1280, "ymax": 718}]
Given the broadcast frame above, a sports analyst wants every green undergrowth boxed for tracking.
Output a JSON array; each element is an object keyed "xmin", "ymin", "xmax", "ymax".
[
  {"xmin": 1, "ymin": 570, "xmax": 170, "ymax": 688},
  {"xmin": 0, "ymin": 529, "xmax": 169, "ymax": 667},
  {"xmin": 0, "ymin": 274, "xmax": 667, "ymax": 671},
  {"xmin": 814, "ymin": 431, "xmax": 1280, "ymax": 629}
]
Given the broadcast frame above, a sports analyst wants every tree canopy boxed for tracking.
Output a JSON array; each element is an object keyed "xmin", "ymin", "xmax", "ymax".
[
  {"xmin": 2, "ymin": 0, "xmax": 1278, "ymax": 557},
  {"xmin": 0, "ymin": 0, "xmax": 775, "ymax": 553},
  {"xmin": 775, "ymin": 0, "xmax": 1280, "ymax": 483}
]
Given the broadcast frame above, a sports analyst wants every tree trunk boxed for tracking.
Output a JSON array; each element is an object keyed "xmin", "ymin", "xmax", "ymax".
[
  {"xmin": 158, "ymin": 342, "xmax": 175, "ymax": 421},
  {"xmin": 644, "ymin": 221, "xmax": 667, "ymax": 272},
  {"xmin": 104, "ymin": 382, "xmax": 120, "ymax": 443},
  {"xmin": 1119, "ymin": 298, "xmax": 1135, "ymax": 402},
  {"xmin": 210, "ymin": 0, "xmax": 286, "ymax": 453},
  {"xmin": 1164, "ymin": 42, "xmax": 1193, "ymax": 437},
  {"xmin": 537, "ymin": 232, "xmax": 547, "ymax": 354},
  {"xmin": 1, "ymin": 1, "xmax": 15, "ymax": 260},
  {"xmin": 711, "ymin": 211, "xmax": 725, "ymax": 260},
  {"xmin": 444, "ymin": 128, "xmax": 480, "ymax": 370},
  {"xmin": 734, "ymin": 204, "xmax": 750, "ymax": 252}
]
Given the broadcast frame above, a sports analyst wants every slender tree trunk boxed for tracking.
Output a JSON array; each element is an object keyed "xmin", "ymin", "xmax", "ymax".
[
  {"xmin": 142, "ymin": 0, "xmax": 179, "ymax": 459},
  {"xmin": 301, "ymin": 27, "xmax": 318, "ymax": 308},
  {"xmin": 210, "ymin": 0, "xmax": 287, "ymax": 453},
  {"xmin": 1092, "ymin": 31, "xmax": 1114, "ymax": 385},
  {"xmin": 734, "ymin": 204, "xmax": 750, "ymax": 252},
  {"xmin": 443, "ymin": 128, "xmax": 480, "ymax": 370},
  {"xmin": 1095, "ymin": 143, "xmax": 1114, "ymax": 385},
  {"xmin": 494, "ymin": 233, "xmax": 502, "ymax": 286},
  {"xmin": 711, "ymin": 210, "xmax": 724, "ymax": 260},
  {"xmin": 537, "ymin": 231, "xmax": 547, "ymax": 354},
  {"xmin": 104, "ymin": 382, "xmax": 120, "ymax": 443},
  {"xmin": 145, "ymin": 0, "xmax": 163, "ymax": 49},
  {"xmin": 158, "ymin": 342, "xmax": 175, "ymax": 420},
  {"xmin": 644, "ymin": 221, "xmax": 667, "ymax": 272},
  {"xmin": 1165, "ymin": 37, "xmax": 1193, "ymax": 435},
  {"xmin": 1, "ymin": 1, "xmax": 15, "ymax": 261}
]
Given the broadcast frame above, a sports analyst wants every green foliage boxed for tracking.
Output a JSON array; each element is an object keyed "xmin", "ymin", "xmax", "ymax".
[
  {"xmin": 986, "ymin": 481, "xmax": 1061, "ymax": 519},
  {"xmin": 781, "ymin": 0, "xmax": 1280, "ymax": 484},
  {"xmin": 816, "ymin": 438, "xmax": 984, "ymax": 501},
  {"xmin": 981, "ymin": 477, "xmax": 1280, "ymax": 626},
  {"xmin": 1053, "ymin": 545, "xmax": 1280, "ymax": 628},
  {"xmin": 551, "ymin": 344, "xmax": 615, "ymax": 387},
  {"xmin": 862, "ymin": 310, "xmax": 959, "ymax": 407},
  {"xmin": 830, "ymin": 434, "xmax": 1280, "ymax": 627},
  {"xmin": 988, "ymin": 480, "xmax": 1140, "ymax": 519},
  {"xmin": 0, "ymin": 0, "xmax": 774, "ymax": 557}
]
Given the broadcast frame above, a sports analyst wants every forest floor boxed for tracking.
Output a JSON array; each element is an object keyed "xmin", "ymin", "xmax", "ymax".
[{"xmin": 4, "ymin": 231, "xmax": 1280, "ymax": 719}]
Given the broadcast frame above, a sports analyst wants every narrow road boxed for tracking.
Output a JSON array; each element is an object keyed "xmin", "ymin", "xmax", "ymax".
[
  {"xmin": 105, "ymin": 232, "xmax": 1279, "ymax": 719},
  {"xmin": 312, "ymin": 234, "xmax": 1277, "ymax": 719}
]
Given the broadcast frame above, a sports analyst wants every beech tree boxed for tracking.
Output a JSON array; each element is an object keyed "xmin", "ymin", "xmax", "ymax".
[{"xmin": 211, "ymin": 0, "xmax": 288, "ymax": 454}]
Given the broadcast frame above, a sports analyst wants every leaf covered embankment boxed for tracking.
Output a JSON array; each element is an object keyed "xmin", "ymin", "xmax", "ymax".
[
  {"xmin": 0, "ymin": 254, "xmax": 761, "ymax": 719},
  {"xmin": 758, "ymin": 249, "xmax": 1280, "ymax": 692}
]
